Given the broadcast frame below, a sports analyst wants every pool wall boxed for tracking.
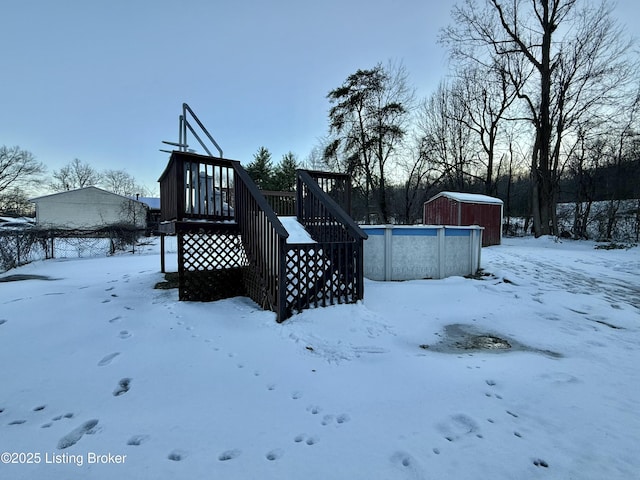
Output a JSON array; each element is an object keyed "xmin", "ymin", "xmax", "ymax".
[{"xmin": 361, "ymin": 225, "xmax": 483, "ymax": 281}]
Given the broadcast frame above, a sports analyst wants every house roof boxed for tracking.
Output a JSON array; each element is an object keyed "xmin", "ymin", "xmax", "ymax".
[
  {"xmin": 30, "ymin": 186, "xmax": 147, "ymax": 205},
  {"xmin": 427, "ymin": 191, "xmax": 503, "ymax": 205},
  {"xmin": 133, "ymin": 197, "xmax": 160, "ymax": 210}
]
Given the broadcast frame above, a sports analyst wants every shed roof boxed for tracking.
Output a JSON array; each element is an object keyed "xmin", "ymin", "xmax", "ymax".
[
  {"xmin": 427, "ymin": 191, "xmax": 503, "ymax": 205},
  {"xmin": 30, "ymin": 186, "xmax": 147, "ymax": 205}
]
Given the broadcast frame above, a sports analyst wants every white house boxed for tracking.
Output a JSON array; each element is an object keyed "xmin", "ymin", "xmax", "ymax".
[{"xmin": 30, "ymin": 187, "xmax": 148, "ymax": 230}]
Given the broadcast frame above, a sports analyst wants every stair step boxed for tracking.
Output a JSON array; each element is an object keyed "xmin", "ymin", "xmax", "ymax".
[{"xmin": 278, "ymin": 216, "xmax": 316, "ymax": 244}]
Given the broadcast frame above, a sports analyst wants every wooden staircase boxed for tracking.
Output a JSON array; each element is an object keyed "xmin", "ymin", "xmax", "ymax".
[{"xmin": 158, "ymin": 150, "xmax": 367, "ymax": 322}]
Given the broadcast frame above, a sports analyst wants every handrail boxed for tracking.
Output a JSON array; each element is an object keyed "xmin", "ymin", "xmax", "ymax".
[
  {"xmin": 180, "ymin": 103, "xmax": 224, "ymax": 157},
  {"xmin": 304, "ymin": 169, "xmax": 352, "ymax": 216},
  {"xmin": 232, "ymin": 162, "xmax": 289, "ymax": 238},
  {"xmin": 297, "ymin": 170, "xmax": 367, "ymax": 240},
  {"xmin": 231, "ymin": 160, "xmax": 289, "ymax": 321}
]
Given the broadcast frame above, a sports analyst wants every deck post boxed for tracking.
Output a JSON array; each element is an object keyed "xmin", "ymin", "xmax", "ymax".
[{"xmin": 160, "ymin": 233, "xmax": 166, "ymax": 273}]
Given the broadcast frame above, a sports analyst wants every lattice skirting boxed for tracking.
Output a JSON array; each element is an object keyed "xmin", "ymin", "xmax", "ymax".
[
  {"xmin": 284, "ymin": 242, "xmax": 359, "ymax": 316},
  {"xmin": 176, "ymin": 223, "xmax": 248, "ymax": 301}
]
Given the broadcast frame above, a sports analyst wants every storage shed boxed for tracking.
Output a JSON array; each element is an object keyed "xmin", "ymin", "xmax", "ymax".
[
  {"xmin": 423, "ymin": 192, "xmax": 503, "ymax": 246},
  {"xmin": 31, "ymin": 187, "xmax": 148, "ymax": 230}
]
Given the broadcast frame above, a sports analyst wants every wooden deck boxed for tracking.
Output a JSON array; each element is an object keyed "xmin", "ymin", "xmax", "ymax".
[{"xmin": 158, "ymin": 151, "xmax": 366, "ymax": 322}]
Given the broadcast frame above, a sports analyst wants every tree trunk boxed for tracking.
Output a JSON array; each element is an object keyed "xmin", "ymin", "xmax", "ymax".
[{"xmin": 533, "ymin": 1, "xmax": 554, "ymax": 237}]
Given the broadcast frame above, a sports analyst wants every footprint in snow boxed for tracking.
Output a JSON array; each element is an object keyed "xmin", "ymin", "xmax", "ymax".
[
  {"xmin": 0, "ymin": 319, "xmax": 7, "ymax": 326},
  {"xmin": 265, "ymin": 449, "xmax": 283, "ymax": 461},
  {"xmin": 33, "ymin": 405, "xmax": 46, "ymax": 412},
  {"xmin": 336, "ymin": 413, "xmax": 350, "ymax": 424},
  {"xmin": 391, "ymin": 451, "xmax": 414, "ymax": 468},
  {"xmin": 167, "ymin": 449, "xmax": 186, "ymax": 461},
  {"xmin": 8, "ymin": 419, "xmax": 26, "ymax": 425},
  {"xmin": 291, "ymin": 391, "xmax": 303, "ymax": 400},
  {"xmin": 57, "ymin": 419, "xmax": 99, "ymax": 449},
  {"xmin": 218, "ymin": 449, "xmax": 241, "ymax": 461},
  {"xmin": 127, "ymin": 435, "xmax": 150, "ymax": 446},
  {"xmin": 437, "ymin": 414, "xmax": 480, "ymax": 442},
  {"xmin": 307, "ymin": 405, "xmax": 322, "ymax": 415},
  {"xmin": 118, "ymin": 330, "xmax": 132, "ymax": 339},
  {"xmin": 52, "ymin": 413, "xmax": 74, "ymax": 421},
  {"xmin": 98, "ymin": 352, "xmax": 121, "ymax": 366},
  {"xmin": 113, "ymin": 378, "xmax": 131, "ymax": 396}
]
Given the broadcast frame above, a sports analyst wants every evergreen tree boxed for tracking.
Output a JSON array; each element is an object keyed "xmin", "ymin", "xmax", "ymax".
[
  {"xmin": 246, "ymin": 147, "xmax": 275, "ymax": 190},
  {"xmin": 273, "ymin": 152, "xmax": 298, "ymax": 192}
]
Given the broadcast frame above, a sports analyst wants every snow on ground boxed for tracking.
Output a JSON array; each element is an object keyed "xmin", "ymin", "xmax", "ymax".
[{"xmin": 0, "ymin": 237, "xmax": 638, "ymax": 479}]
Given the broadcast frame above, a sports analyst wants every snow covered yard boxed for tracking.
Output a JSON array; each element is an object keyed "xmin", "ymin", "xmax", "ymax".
[{"xmin": 0, "ymin": 237, "xmax": 638, "ymax": 480}]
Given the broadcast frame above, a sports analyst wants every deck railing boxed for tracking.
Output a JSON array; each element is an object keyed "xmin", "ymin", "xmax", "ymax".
[
  {"xmin": 305, "ymin": 170, "xmax": 352, "ymax": 216},
  {"xmin": 159, "ymin": 151, "xmax": 235, "ymax": 224},
  {"xmin": 297, "ymin": 170, "xmax": 365, "ymax": 244},
  {"xmin": 232, "ymin": 163, "xmax": 289, "ymax": 321},
  {"xmin": 288, "ymin": 170, "xmax": 368, "ymax": 312},
  {"xmin": 261, "ymin": 190, "xmax": 296, "ymax": 216}
]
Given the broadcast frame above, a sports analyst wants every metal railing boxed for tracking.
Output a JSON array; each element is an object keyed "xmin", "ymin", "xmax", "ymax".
[{"xmin": 180, "ymin": 103, "xmax": 223, "ymax": 157}]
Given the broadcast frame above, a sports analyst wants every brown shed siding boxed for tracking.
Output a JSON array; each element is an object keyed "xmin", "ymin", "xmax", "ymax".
[
  {"xmin": 460, "ymin": 202, "xmax": 502, "ymax": 246},
  {"xmin": 423, "ymin": 196, "xmax": 458, "ymax": 225},
  {"xmin": 423, "ymin": 193, "xmax": 502, "ymax": 247}
]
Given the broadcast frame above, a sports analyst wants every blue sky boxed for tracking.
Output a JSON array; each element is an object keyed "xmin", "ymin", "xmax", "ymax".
[{"xmin": 2, "ymin": 1, "xmax": 638, "ymax": 195}]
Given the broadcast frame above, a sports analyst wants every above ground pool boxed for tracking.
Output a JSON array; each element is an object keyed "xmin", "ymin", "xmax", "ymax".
[{"xmin": 361, "ymin": 225, "xmax": 483, "ymax": 281}]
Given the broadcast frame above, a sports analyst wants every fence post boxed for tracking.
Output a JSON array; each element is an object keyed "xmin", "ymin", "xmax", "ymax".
[{"xmin": 16, "ymin": 233, "xmax": 20, "ymax": 265}]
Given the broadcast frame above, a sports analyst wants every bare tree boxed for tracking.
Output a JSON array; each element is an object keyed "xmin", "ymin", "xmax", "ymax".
[
  {"xmin": 396, "ymin": 141, "xmax": 441, "ymax": 224},
  {"xmin": 416, "ymin": 80, "xmax": 478, "ymax": 191},
  {"xmin": 453, "ymin": 61, "xmax": 520, "ymax": 195},
  {"xmin": 441, "ymin": 0, "xmax": 637, "ymax": 236},
  {"xmin": 0, "ymin": 146, "xmax": 45, "ymax": 195},
  {"xmin": 102, "ymin": 169, "xmax": 147, "ymax": 196},
  {"xmin": 304, "ymin": 142, "xmax": 332, "ymax": 171},
  {"xmin": 566, "ymin": 128, "xmax": 602, "ymax": 238},
  {"xmin": 50, "ymin": 158, "xmax": 101, "ymax": 192},
  {"xmin": 0, "ymin": 187, "xmax": 34, "ymax": 216}
]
